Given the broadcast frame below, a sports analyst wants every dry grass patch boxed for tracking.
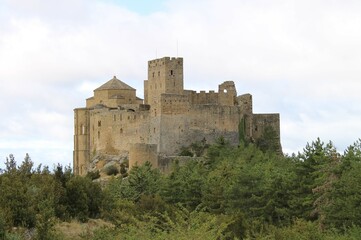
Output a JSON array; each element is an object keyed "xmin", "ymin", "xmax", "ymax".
[{"xmin": 55, "ymin": 219, "xmax": 114, "ymax": 240}]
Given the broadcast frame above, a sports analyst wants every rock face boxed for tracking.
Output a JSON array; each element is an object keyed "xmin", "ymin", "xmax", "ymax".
[
  {"xmin": 88, "ymin": 153, "xmax": 128, "ymax": 174},
  {"xmin": 74, "ymin": 56, "xmax": 281, "ymax": 175}
]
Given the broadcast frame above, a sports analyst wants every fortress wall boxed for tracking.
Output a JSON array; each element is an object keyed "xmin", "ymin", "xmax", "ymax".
[
  {"xmin": 184, "ymin": 81, "xmax": 236, "ymax": 106},
  {"xmin": 252, "ymin": 114, "xmax": 281, "ymax": 140},
  {"xmin": 238, "ymin": 94, "xmax": 253, "ymax": 115},
  {"xmin": 189, "ymin": 90, "xmax": 219, "ymax": 105},
  {"xmin": 237, "ymin": 94, "xmax": 254, "ymax": 139},
  {"xmin": 218, "ymin": 81, "xmax": 237, "ymax": 106},
  {"xmin": 158, "ymin": 105, "xmax": 241, "ymax": 155},
  {"xmin": 160, "ymin": 94, "xmax": 190, "ymax": 114},
  {"xmin": 89, "ymin": 107, "xmax": 160, "ymax": 156},
  {"xmin": 158, "ymin": 114, "xmax": 189, "ymax": 154},
  {"xmin": 73, "ymin": 108, "xmax": 90, "ymax": 175},
  {"xmin": 73, "ymin": 150, "xmax": 89, "ymax": 176},
  {"xmin": 129, "ymin": 143, "xmax": 158, "ymax": 169},
  {"xmin": 144, "ymin": 80, "xmax": 149, "ymax": 104}
]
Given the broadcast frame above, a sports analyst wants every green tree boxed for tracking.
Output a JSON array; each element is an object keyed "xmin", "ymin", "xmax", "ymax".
[
  {"xmin": 227, "ymin": 151, "xmax": 296, "ymax": 226},
  {"xmin": 34, "ymin": 199, "xmax": 56, "ymax": 240},
  {"xmin": 289, "ymin": 138, "xmax": 338, "ymax": 222},
  {"xmin": 119, "ymin": 162, "xmax": 162, "ymax": 202},
  {"xmin": 161, "ymin": 160, "xmax": 206, "ymax": 209},
  {"xmin": 18, "ymin": 153, "xmax": 34, "ymax": 177},
  {"xmin": 53, "ymin": 164, "xmax": 72, "ymax": 220},
  {"xmin": 4, "ymin": 154, "xmax": 16, "ymax": 174},
  {"xmin": 324, "ymin": 141, "xmax": 361, "ymax": 229},
  {"xmin": 0, "ymin": 155, "xmax": 36, "ymax": 227},
  {"xmin": 256, "ymin": 126, "xmax": 280, "ymax": 153},
  {"xmin": 202, "ymin": 158, "xmax": 236, "ymax": 214},
  {"xmin": 65, "ymin": 176, "xmax": 102, "ymax": 221},
  {"xmin": 0, "ymin": 209, "xmax": 6, "ymax": 240}
]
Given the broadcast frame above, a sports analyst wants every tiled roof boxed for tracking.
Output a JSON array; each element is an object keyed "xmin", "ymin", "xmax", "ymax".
[{"xmin": 95, "ymin": 76, "xmax": 135, "ymax": 91}]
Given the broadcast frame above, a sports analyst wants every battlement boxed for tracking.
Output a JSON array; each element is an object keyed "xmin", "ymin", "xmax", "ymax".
[
  {"xmin": 188, "ymin": 90, "xmax": 219, "ymax": 105},
  {"xmin": 191, "ymin": 90, "xmax": 216, "ymax": 94},
  {"xmin": 148, "ymin": 56, "xmax": 183, "ymax": 66},
  {"xmin": 183, "ymin": 81, "xmax": 237, "ymax": 106}
]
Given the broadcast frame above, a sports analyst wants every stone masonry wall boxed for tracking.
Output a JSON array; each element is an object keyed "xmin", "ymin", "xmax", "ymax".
[
  {"xmin": 89, "ymin": 106, "xmax": 161, "ymax": 156},
  {"xmin": 158, "ymin": 104, "xmax": 241, "ymax": 155},
  {"xmin": 73, "ymin": 108, "xmax": 90, "ymax": 175},
  {"xmin": 129, "ymin": 143, "xmax": 158, "ymax": 168}
]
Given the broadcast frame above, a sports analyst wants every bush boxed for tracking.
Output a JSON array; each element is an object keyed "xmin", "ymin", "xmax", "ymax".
[
  {"xmin": 104, "ymin": 165, "xmax": 119, "ymax": 176},
  {"xmin": 86, "ymin": 170, "xmax": 100, "ymax": 180},
  {"xmin": 179, "ymin": 147, "xmax": 193, "ymax": 157},
  {"xmin": 0, "ymin": 210, "xmax": 5, "ymax": 240}
]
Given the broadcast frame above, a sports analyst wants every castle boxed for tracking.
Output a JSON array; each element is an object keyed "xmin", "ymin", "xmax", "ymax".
[{"xmin": 73, "ymin": 57, "xmax": 281, "ymax": 175}]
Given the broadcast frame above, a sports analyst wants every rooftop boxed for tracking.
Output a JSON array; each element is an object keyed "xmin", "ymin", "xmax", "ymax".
[{"xmin": 95, "ymin": 76, "xmax": 135, "ymax": 91}]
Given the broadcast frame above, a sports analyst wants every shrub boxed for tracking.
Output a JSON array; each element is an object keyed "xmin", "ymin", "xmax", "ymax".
[
  {"xmin": 0, "ymin": 210, "xmax": 5, "ymax": 240},
  {"xmin": 179, "ymin": 146, "xmax": 193, "ymax": 157},
  {"xmin": 104, "ymin": 165, "xmax": 119, "ymax": 176},
  {"xmin": 86, "ymin": 170, "xmax": 100, "ymax": 180}
]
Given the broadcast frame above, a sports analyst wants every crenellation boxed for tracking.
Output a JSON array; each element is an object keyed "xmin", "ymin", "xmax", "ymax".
[{"xmin": 73, "ymin": 56, "xmax": 282, "ymax": 175}]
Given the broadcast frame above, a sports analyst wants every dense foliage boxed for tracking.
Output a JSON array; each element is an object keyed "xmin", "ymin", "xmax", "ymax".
[{"xmin": 1, "ymin": 138, "xmax": 361, "ymax": 239}]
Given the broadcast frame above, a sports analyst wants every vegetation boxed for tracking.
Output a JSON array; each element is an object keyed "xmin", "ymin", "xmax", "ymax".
[
  {"xmin": 103, "ymin": 165, "xmax": 119, "ymax": 176},
  {"xmin": 1, "ymin": 138, "xmax": 361, "ymax": 239}
]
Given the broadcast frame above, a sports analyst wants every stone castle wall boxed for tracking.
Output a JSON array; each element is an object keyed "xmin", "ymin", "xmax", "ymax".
[
  {"xmin": 187, "ymin": 90, "xmax": 219, "ymax": 105},
  {"xmin": 88, "ymin": 107, "xmax": 160, "ymax": 156},
  {"xmin": 86, "ymin": 102, "xmax": 242, "ymax": 160},
  {"xmin": 129, "ymin": 143, "xmax": 158, "ymax": 168},
  {"xmin": 73, "ymin": 108, "xmax": 90, "ymax": 175},
  {"xmin": 252, "ymin": 113, "xmax": 281, "ymax": 140},
  {"xmin": 158, "ymin": 104, "xmax": 241, "ymax": 155}
]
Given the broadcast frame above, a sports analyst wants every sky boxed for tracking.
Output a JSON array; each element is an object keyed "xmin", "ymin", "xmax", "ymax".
[{"xmin": 1, "ymin": 0, "xmax": 361, "ymax": 169}]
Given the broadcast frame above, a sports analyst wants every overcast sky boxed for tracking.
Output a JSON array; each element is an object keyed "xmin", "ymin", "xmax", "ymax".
[{"xmin": 1, "ymin": 0, "xmax": 361, "ymax": 169}]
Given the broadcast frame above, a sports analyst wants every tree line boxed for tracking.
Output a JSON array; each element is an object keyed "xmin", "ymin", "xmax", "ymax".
[{"xmin": 1, "ymin": 138, "xmax": 361, "ymax": 239}]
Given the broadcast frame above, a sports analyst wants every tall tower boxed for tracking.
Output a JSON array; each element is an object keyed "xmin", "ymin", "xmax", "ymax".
[{"xmin": 144, "ymin": 57, "xmax": 184, "ymax": 105}]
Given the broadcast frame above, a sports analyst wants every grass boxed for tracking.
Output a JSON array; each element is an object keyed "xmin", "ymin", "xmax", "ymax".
[{"xmin": 54, "ymin": 219, "xmax": 114, "ymax": 240}]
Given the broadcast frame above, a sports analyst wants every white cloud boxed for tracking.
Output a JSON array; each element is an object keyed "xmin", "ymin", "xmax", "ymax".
[{"xmin": 1, "ymin": 0, "xmax": 361, "ymax": 167}]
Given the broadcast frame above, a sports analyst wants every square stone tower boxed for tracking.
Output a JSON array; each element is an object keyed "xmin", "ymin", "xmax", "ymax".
[{"xmin": 144, "ymin": 57, "xmax": 184, "ymax": 106}]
